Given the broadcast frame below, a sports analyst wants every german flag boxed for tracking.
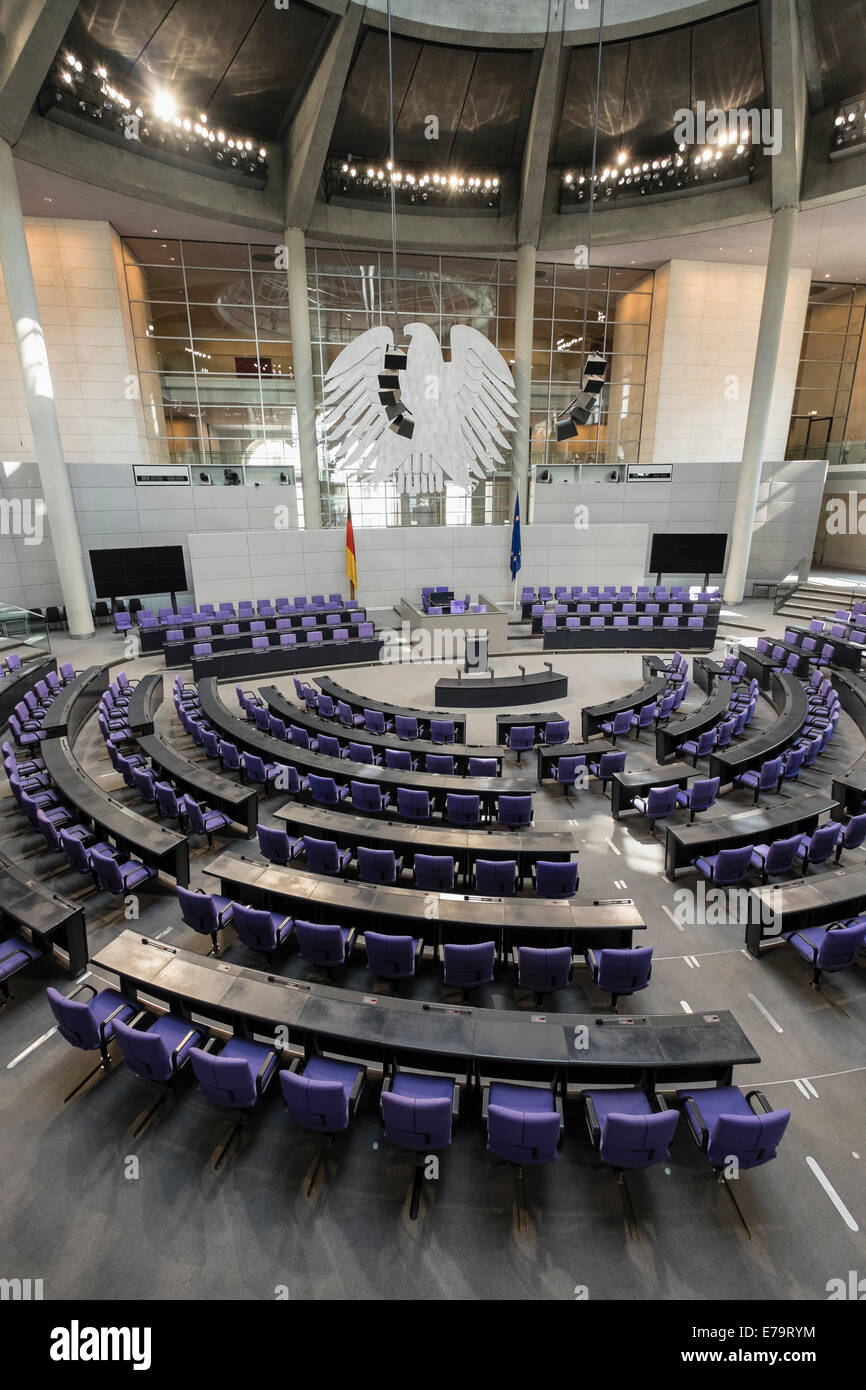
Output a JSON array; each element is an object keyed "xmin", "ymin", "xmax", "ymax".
[{"xmin": 345, "ymin": 498, "xmax": 358, "ymax": 599}]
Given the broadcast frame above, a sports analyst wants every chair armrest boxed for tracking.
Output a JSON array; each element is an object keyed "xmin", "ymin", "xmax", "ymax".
[
  {"xmin": 413, "ymin": 937, "xmax": 425, "ymax": 964},
  {"xmin": 584, "ymin": 1094, "xmax": 601, "ymax": 1148},
  {"xmin": 681, "ymin": 1095, "xmax": 709, "ymax": 1150},
  {"xmin": 585, "ymin": 947, "xmax": 598, "ymax": 974},
  {"xmin": 98, "ymin": 1004, "xmax": 130, "ymax": 1041},
  {"xmin": 128, "ymin": 1010, "xmax": 150, "ymax": 1029},
  {"xmin": 255, "ymin": 1051, "xmax": 277, "ymax": 1097},
  {"xmin": 170, "ymin": 1029, "xmax": 199, "ymax": 1074},
  {"xmin": 786, "ymin": 929, "xmax": 819, "ymax": 962},
  {"xmin": 70, "ymin": 982, "xmax": 97, "ymax": 1001},
  {"xmin": 745, "ymin": 1089, "xmax": 773, "ymax": 1115},
  {"xmin": 651, "ymin": 1093, "xmax": 669, "ymax": 1112},
  {"xmin": 480, "ymin": 1083, "xmax": 490, "ymax": 1124},
  {"xmin": 450, "ymin": 1082, "xmax": 460, "ymax": 1125},
  {"xmin": 349, "ymin": 1069, "xmax": 367, "ymax": 1115}
]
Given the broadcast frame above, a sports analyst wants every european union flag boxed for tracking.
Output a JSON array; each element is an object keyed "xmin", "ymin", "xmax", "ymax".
[{"xmin": 509, "ymin": 494, "xmax": 521, "ymax": 581}]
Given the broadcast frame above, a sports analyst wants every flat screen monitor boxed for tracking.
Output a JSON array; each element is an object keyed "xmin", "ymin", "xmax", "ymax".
[
  {"xmin": 89, "ymin": 545, "xmax": 187, "ymax": 599},
  {"xmin": 649, "ymin": 532, "xmax": 727, "ymax": 575}
]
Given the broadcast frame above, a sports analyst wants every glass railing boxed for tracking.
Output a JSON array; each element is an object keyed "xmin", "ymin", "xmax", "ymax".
[
  {"xmin": 0, "ymin": 604, "xmax": 52, "ymax": 660},
  {"xmin": 772, "ymin": 557, "xmax": 811, "ymax": 613}
]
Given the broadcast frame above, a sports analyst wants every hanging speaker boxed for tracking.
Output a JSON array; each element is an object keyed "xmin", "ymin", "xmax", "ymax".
[{"xmin": 384, "ymin": 348, "xmax": 409, "ymax": 371}]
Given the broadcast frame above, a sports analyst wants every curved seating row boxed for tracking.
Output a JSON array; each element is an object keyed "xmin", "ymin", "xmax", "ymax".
[
  {"xmin": 190, "ymin": 634, "xmax": 383, "ymax": 681},
  {"xmin": 315, "ymin": 675, "xmax": 468, "ymax": 741}
]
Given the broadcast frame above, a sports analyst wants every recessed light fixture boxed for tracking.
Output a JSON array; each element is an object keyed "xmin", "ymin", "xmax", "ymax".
[
  {"xmin": 825, "ymin": 272, "xmax": 832, "ymax": 278},
  {"xmin": 43, "ymin": 196, "xmax": 52, "ymax": 203},
  {"xmin": 151, "ymin": 227, "xmax": 158, "ymax": 233}
]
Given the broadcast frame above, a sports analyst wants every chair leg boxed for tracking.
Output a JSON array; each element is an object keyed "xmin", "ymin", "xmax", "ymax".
[
  {"xmin": 64, "ymin": 1053, "xmax": 110, "ymax": 1104},
  {"xmin": 514, "ymin": 1164, "xmax": 528, "ymax": 1234},
  {"xmin": 718, "ymin": 1171, "xmax": 751, "ymax": 1240},
  {"xmin": 132, "ymin": 1085, "xmax": 170, "ymax": 1139},
  {"xmin": 616, "ymin": 1169, "xmax": 640, "ymax": 1240},
  {"xmin": 214, "ymin": 1113, "xmax": 246, "ymax": 1171},
  {"xmin": 409, "ymin": 1151, "xmax": 425, "ymax": 1220},
  {"xmin": 307, "ymin": 1134, "xmax": 334, "ymax": 1197}
]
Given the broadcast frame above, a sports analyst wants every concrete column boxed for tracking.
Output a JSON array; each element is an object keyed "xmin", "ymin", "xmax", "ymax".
[
  {"xmin": 284, "ymin": 225, "xmax": 321, "ymax": 529},
  {"xmin": 724, "ymin": 205, "xmax": 798, "ymax": 603},
  {"xmin": 511, "ymin": 242, "xmax": 536, "ymax": 521},
  {"xmin": 0, "ymin": 138, "xmax": 94, "ymax": 636}
]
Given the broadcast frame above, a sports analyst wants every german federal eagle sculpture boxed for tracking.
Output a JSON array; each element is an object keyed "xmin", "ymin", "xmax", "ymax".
[{"xmin": 322, "ymin": 322, "xmax": 518, "ymax": 493}]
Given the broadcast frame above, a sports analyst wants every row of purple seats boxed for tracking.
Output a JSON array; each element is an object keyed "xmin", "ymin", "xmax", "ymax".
[
  {"xmin": 291, "ymin": 679, "xmax": 459, "ymax": 744},
  {"xmin": 136, "ymin": 596, "xmax": 358, "ymax": 629},
  {"xmin": 542, "ymin": 614, "xmax": 708, "ymax": 631},
  {"xmin": 186, "ymin": 624, "xmax": 373, "ymax": 659},
  {"xmin": 523, "ymin": 584, "xmax": 718, "ymax": 602},
  {"xmin": 256, "ymin": 823, "xmax": 578, "ymax": 897},
  {"xmin": 53, "ymin": 960, "xmax": 792, "ymax": 1216}
]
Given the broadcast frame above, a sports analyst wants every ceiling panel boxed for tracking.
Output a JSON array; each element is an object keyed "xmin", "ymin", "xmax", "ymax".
[
  {"xmin": 620, "ymin": 27, "xmax": 691, "ymax": 156},
  {"xmin": 394, "ymin": 44, "xmax": 476, "ymax": 162},
  {"xmin": 555, "ymin": 41, "xmax": 630, "ymax": 166},
  {"xmin": 61, "ymin": 0, "xmax": 174, "ymax": 76},
  {"xmin": 810, "ymin": 0, "xmax": 866, "ymax": 106},
  {"xmin": 690, "ymin": 5, "xmax": 764, "ymax": 115},
  {"xmin": 330, "ymin": 30, "xmax": 421, "ymax": 160},
  {"xmin": 123, "ymin": 0, "xmax": 263, "ymax": 112},
  {"xmin": 208, "ymin": 3, "xmax": 331, "ymax": 137},
  {"xmin": 452, "ymin": 49, "xmax": 534, "ymax": 165}
]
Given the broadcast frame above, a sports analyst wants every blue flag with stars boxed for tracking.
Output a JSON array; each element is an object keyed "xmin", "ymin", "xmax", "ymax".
[{"xmin": 510, "ymin": 493, "xmax": 521, "ymax": 581}]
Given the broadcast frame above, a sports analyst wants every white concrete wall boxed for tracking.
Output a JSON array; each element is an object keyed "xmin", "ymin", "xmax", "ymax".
[
  {"xmin": 640, "ymin": 258, "xmax": 812, "ymax": 464},
  {"xmin": 188, "ymin": 522, "xmax": 649, "ymax": 610}
]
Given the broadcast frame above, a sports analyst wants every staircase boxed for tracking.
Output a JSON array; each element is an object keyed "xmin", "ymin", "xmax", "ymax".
[{"xmin": 775, "ymin": 577, "xmax": 866, "ymax": 622}]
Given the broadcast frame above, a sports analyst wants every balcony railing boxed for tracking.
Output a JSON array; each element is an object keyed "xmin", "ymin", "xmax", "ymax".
[
  {"xmin": 559, "ymin": 143, "xmax": 754, "ymax": 211},
  {"xmin": 323, "ymin": 157, "xmax": 501, "ymax": 216}
]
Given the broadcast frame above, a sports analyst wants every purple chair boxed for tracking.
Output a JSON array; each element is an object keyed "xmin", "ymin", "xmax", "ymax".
[
  {"xmin": 295, "ymin": 919, "xmax": 356, "ymax": 974},
  {"xmin": 380, "ymin": 1071, "xmax": 460, "ymax": 1218},
  {"xmin": 531, "ymin": 860, "xmax": 579, "ymax": 898},
  {"xmin": 749, "ymin": 833, "xmax": 802, "ymax": 881},
  {"xmin": 307, "ymin": 773, "xmax": 348, "ymax": 807},
  {"xmin": 257, "ymin": 824, "xmax": 301, "ymax": 868},
  {"xmin": 365, "ymin": 931, "xmax": 423, "ymax": 983},
  {"xmin": 178, "ymin": 885, "xmax": 235, "ymax": 954},
  {"xmin": 440, "ymin": 941, "xmax": 496, "ymax": 996},
  {"xmin": 91, "ymin": 848, "xmax": 156, "ymax": 895},
  {"xmin": 588, "ymin": 750, "xmax": 626, "ymax": 792},
  {"xmin": 233, "ymin": 903, "xmax": 294, "ymax": 958},
  {"xmin": 676, "ymin": 776, "xmax": 720, "ymax": 822},
  {"xmin": 507, "ymin": 725, "xmax": 535, "ymax": 762},
  {"xmin": 794, "ymin": 822, "xmax": 842, "ymax": 873},
  {"xmin": 600, "ymin": 710, "xmax": 632, "ymax": 743},
  {"xmin": 552, "ymin": 754, "xmax": 585, "ymax": 795},
  {"xmin": 337, "ymin": 700, "xmax": 364, "ymax": 728},
  {"xmin": 430, "ymin": 719, "xmax": 456, "ymax": 744},
  {"xmin": 364, "ymin": 708, "xmax": 391, "ymax": 735},
  {"xmin": 783, "ymin": 919, "xmax": 866, "ymax": 987},
  {"xmin": 631, "ymin": 784, "xmax": 679, "ymax": 830},
  {"xmin": 357, "ymin": 847, "xmax": 402, "ymax": 884},
  {"xmin": 397, "ymin": 788, "xmax": 431, "ymax": 821},
  {"xmin": 484, "ymin": 1081, "xmax": 562, "ymax": 1222},
  {"xmin": 498, "ymin": 794, "xmax": 532, "ymax": 828},
  {"xmin": 395, "ymin": 715, "xmax": 420, "ymax": 740},
  {"xmin": 693, "ymin": 845, "xmax": 753, "ymax": 885},
  {"xmin": 444, "ymin": 792, "xmax": 481, "ymax": 825},
  {"xmin": 679, "ymin": 728, "xmax": 717, "ymax": 765},
  {"xmin": 474, "ymin": 858, "xmax": 518, "ymax": 896},
  {"xmin": 677, "ymin": 1085, "xmax": 790, "ymax": 1209},
  {"xmin": 514, "ymin": 945, "xmax": 573, "ymax": 1003},
  {"xmin": 350, "ymin": 781, "xmax": 391, "ymax": 814},
  {"xmin": 584, "ymin": 1090, "xmax": 678, "ymax": 1176},
  {"xmin": 734, "ymin": 756, "xmax": 784, "ymax": 804},
  {"xmin": 586, "ymin": 946, "xmax": 653, "ymax": 1006},
  {"xmin": 280, "ymin": 1058, "xmax": 365, "ymax": 1192},
  {"xmin": 426, "ymin": 753, "xmax": 455, "ymax": 774},
  {"xmin": 384, "ymin": 748, "xmax": 417, "ymax": 772},
  {"xmin": 46, "ymin": 983, "xmax": 136, "ymax": 1102},
  {"xmin": 112, "ymin": 1014, "xmax": 204, "ymax": 1134},
  {"xmin": 413, "ymin": 854, "xmax": 456, "ymax": 891},
  {"xmin": 188, "ymin": 1037, "xmax": 279, "ymax": 1168},
  {"xmin": 303, "ymin": 835, "xmax": 352, "ymax": 876},
  {"xmin": 540, "ymin": 719, "xmax": 569, "ymax": 745},
  {"xmin": 629, "ymin": 703, "xmax": 658, "ymax": 738},
  {"xmin": 467, "ymin": 757, "xmax": 497, "ymax": 777},
  {"xmin": 836, "ymin": 813, "xmax": 866, "ymax": 861}
]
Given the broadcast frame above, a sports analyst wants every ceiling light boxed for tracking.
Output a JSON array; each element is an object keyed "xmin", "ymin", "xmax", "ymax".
[{"xmin": 154, "ymin": 91, "xmax": 175, "ymax": 122}]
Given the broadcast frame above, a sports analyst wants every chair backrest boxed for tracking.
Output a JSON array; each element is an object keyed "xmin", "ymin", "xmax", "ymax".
[
  {"xmin": 442, "ymin": 941, "xmax": 496, "ymax": 988},
  {"xmin": 384, "ymin": 747, "xmax": 412, "ymax": 770},
  {"xmin": 112, "ymin": 1018, "xmax": 177, "ymax": 1080},
  {"xmin": 475, "ymin": 859, "xmax": 517, "ymax": 895},
  {"xmin": 90, "ymin": 848, "xmax": 126, "ymax": 894},
  {"xmin": 498, "ymin": 794, "xmax": 532, "ymax": 825},
  {"xmin": 295, "ymin": 919, "xmax": 347, "ymax": 966},
  {"xmin": 842, "ymin": 812, "xmax": 866, "ymax": 849},
  {"xmin": 414, "ymin": 853, "xmax": 455, "ymax": 889},
  {"xmin": 444, "ymin": 791, "xmax": 480, "ymax": 823},
  {"xmin": 46, "ymin": 987, "xmax": 108, "ymax": 1050},
  {"xmin": 487, "ymin": 1103, "xmax": 560, "ymax": 1166},
  {"xmin": 357, "ymin": 847, "xmax": 398, "ymax": 883},
  {"xmin": 595, "ymin": 946, "xmax": 653, "ymax": 993},
  {"xmin": 689, "ymin": 777, "xmax": 720, "ymax": 811},
  {"xmin": 599, "ymin": 1109, "xmax": 679, "ymax": 1169},
  {"xmin": 430, "ymin": 719, "xmax": 455, "ymax": 743},
  {"xmin": 350, "ymin": 780, "xmax": 384, "ymax": 812},
  {"xmin": 468, "ymin": 756, "xmax": 497, "ymax": 776},
  {"xmin": 189, "ymin": 1047, "xmax": 259, "ymax": 1108},
  {"xmin": 347, "ymin": 741, "xmax": 375, "ymax": 765},
  {"xmin": 258, "ymin": 824, "xmax": 294, "ymax": 864},
  {"xmin": 533, "ymin": 860, "xmax": 578, "ymax": 897},
  {"xmin": 233, "ymin": 903, "xmax": 285, "ymax": 952},
  {"xmin": 805, "ymin": 821, "xmax": 841, "ymax": 861},
  {"xmin": 517, "ymin": 945, "xmax": 572, "ymax": 991},
  {"xmin": 397, "ymin": 788, "xmax": 430, "ymax": 819},
  {"xmin": 395, "ymin": 715, "xmax": 419, "ymax": 739},
  {"xmin": 304, "ymin": 835, "xmax": 342, "ymax": 874},
  {"xmin": 365, "ymin": 931, "xmax": 416, "ymax": 976},
  {"xmin": 759, "ymin": 756, "xmax": 783, "ymax": 787},
  {"xmin": 281, "ymin": 1070, "xmax": 350, "ymax": 1132},
  {"xmin": 713, "ymin": 845, "xmax": 754, "ymax": 881},
  {"xmin": 597, "ymin": 751, "xmax": 626, "ymax": 777},
  {"xmin": 381, "ymin": 1091, "xmax": 453, "ymax": 1150},
  {"xmin": 817, "ymin": 921, "xmax": 866, "ymax": 969},
  {"xmin": 177, "ymin": 885, "xmax": 221, "ymax": 934},
  {"xmin": 763, "ymin": 833, "xmax": 802, "ymax": 872},
  {"xmin": 308, "ymin": 773, "xmax": 341, "ymax": 805},
  {"xmin": 707, "ymin": 1108, "xmax": 790, "ymax": 1169},
  {"xmin": 645, "ymin": 784, "xmax": 678, "ymax": 817}
]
